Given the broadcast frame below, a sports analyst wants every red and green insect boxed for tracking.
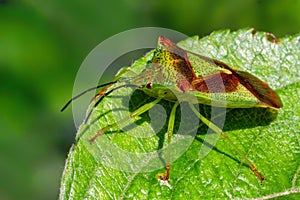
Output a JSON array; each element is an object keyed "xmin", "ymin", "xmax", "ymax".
[{"xmin": 62, "ymin": 36, "xmax": 282, "ymax": 182}]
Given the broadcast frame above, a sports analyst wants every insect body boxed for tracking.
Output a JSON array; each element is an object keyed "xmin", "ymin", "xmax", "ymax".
[{"xmin": 62, "ymin": 36, "xmax": 282, "ymax": 182}]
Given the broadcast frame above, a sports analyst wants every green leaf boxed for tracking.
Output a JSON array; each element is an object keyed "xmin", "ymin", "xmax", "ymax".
[{"xmin": 59, "ymin": 29, "xmax": 300, "ymax": 199}]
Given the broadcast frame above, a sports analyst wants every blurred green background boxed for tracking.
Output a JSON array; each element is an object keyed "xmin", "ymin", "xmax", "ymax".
[{"xmin": 0, "ymin": 0, "xmax": 299, "ymax": 199}]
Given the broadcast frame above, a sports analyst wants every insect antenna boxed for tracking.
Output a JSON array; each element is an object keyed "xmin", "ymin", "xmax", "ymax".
[
  {"xmin": 60, "ymin": 81, "xmax": 119, "ymax": 112},
  {"xmin": 84, "ymin": 84, "xmax": 138, "ymax": 123}
]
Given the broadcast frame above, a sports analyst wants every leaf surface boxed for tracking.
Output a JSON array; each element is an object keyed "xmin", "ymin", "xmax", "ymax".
[{"xmin": 59, "ymin": 29, "xmax": 300, "ymax": 199}]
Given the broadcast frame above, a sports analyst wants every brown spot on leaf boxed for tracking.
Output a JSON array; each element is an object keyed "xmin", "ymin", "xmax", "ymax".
[
  {"xmin": 250, "ymin": 28, "xmax": 257, "ymax": 36},
  {"xmin": 266, "ymin": 32, "xmax": 281, "ymax": 44}
]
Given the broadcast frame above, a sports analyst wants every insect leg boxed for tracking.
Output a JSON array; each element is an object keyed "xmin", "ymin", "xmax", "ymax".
[
  {"xmin": 157, "ymin": 102, "xmax": 179, "ymax": 182},
  {"xmin": 89, "ymin": 97, "xmax": 163, "ymax": 143},
  {"xmin": 188, "ymin": 103, "xmax": 265, "ymax": 181}
]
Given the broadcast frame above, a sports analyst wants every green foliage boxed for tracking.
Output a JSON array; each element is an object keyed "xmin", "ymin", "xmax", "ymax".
[
  {"xmin": 59, "ymin": 29, "xmax": 299, "ymax": 199},
  {"xmin": 2, "ymin": 1, "xmax": 300, "ymax": 199}
]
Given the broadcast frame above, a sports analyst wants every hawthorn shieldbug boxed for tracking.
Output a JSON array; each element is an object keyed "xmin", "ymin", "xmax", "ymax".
[{"xmin": 62, "ymin": 36, "xmax": 282, "ymax": 182}]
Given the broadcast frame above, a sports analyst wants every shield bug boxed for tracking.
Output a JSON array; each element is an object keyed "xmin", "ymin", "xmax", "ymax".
[{"xmin": 61, "ymin": 36, "xmax": 282, "ymax": 182}]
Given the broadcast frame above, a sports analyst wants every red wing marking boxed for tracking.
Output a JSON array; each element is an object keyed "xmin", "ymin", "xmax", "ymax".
[
  {"xmin": 213, "ymin": 59, "xmax": 283, "ymax": 109},
  {"xmin": 234, "ymin": 70, "xmax": 283, "ymax": 109},
  {"xmin": 192, "ymin": 72, "xmax": 239, "ymax": 93}
]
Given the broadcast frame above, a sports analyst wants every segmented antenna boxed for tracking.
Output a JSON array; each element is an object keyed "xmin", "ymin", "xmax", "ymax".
[
  {"xmin": 61, "ymin": 77, "xmax": 139, "ymax": 124},
  {"xmin": 84, "ymin": 84, "xmax": 137, "ymax": 123},
  {"xmin": 60, "ymin": 81, "xmax": 118, "ymax": 112}
]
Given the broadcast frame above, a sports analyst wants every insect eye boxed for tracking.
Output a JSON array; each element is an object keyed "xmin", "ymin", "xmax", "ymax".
[{"xmin": 146, "ymin": 83, "xmax": 152, "ymax": 89}]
